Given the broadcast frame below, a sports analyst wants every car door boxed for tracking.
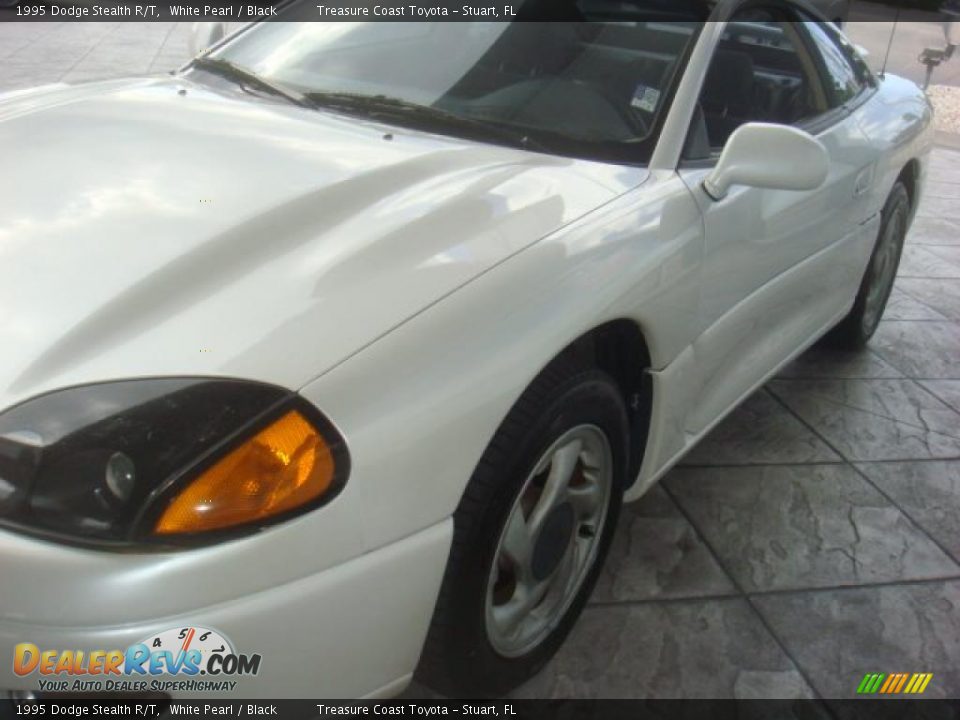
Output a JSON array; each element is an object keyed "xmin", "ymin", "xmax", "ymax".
[{"xmin": 677, "ymin": 6, "xmax": 882, "ymax": 433}]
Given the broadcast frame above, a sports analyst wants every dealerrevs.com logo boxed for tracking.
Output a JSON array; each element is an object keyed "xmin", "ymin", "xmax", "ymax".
[{"xmin": 13, "ymin": 626, "xmax": 262, "ymax": 694}]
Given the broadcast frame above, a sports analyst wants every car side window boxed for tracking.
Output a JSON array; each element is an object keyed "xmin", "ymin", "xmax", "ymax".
[
  {"xmin": 685, "ymin": 10, "xmax": 831, "ymax": 159},
  {"xmin": 799, "ymin": 20, "xmax": 872, "ymax": 107}
]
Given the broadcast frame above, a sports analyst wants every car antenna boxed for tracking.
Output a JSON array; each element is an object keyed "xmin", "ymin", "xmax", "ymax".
[{"xmin": 880, "ymin": 8, "xmax": 900, "ymax": 79}]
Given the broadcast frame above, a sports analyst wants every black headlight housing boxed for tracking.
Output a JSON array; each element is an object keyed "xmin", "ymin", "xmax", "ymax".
[{"xmin": 0, "ymin": 379, "xmax": 348, "ymax": 548}]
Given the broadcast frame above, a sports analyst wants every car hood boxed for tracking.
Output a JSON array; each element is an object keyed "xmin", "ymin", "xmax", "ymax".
[{"xmin": 0, "ymin": 76, "xmax": 639, "ymax": 411}]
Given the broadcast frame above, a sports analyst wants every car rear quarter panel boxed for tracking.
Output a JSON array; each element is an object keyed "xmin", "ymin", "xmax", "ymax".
[{"xmin": 855, "ymin": 74, "xmax": 935, "ymax": 216}]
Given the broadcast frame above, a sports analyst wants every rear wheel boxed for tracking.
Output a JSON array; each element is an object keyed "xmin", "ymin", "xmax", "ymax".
[
  {"xmin": 827, "ymin": 181, "xmax": 910, "ymax": 349},
  {"xmin": 417, "ymin": 366, "xmax": 628, "ymax": 697}
]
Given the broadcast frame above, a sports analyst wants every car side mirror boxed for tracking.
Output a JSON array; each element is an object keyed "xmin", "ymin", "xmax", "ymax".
[
  {"xmin": 703, "ymin": 123, "xmax": 829, "ymax": 201},
  {"xmin": 189, "ymin": 22, "xmax": 226, "ymax": 57}
]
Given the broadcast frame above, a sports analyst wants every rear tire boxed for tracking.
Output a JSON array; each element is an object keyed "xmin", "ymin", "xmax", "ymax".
[
  {"xmin": 416, "ymin": 364, "xmax": 628, "ymax": 697},
  {"xmin": 827, "ymin": 181, "xmax": 910, "ymax": 350}
]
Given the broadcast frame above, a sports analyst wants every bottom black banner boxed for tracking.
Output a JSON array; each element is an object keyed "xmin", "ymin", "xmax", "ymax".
[{"xmin": 2, "ymin": 699, "xmax": 959, "ymax": 720}]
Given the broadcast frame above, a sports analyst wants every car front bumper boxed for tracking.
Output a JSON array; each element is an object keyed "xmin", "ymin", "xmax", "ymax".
[{"xmin": 0, "ymin": 519, "xmax": 451, "ymax": 699}]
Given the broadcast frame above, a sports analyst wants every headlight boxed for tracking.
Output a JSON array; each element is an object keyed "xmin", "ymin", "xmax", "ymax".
[{"xmin": 0, "ymin": 379, "xmax": 348, "ymax": 547}]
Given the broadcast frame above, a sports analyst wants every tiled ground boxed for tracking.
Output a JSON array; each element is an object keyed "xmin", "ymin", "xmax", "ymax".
[{"xmin": 3, "ymin": 21, "xmax": 960, "ymax": 702}]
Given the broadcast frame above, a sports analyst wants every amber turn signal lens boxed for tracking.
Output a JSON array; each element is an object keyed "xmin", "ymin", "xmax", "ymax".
[{"xmin": 154, "ymin": 410, "xmax": 335, "ymax": 535}]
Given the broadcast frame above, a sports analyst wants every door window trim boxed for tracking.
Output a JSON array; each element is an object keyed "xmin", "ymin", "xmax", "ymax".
[
  {"xmin": 790, "ymin": 14, "xmax": 878, "ymax": 122},
  {"xmin": 797, "ymin": 16, "xmax": 879, "ymax": 117},
  {"xmin": 679, "ymin": 0, "xmax": 876, "ymax": 168}
]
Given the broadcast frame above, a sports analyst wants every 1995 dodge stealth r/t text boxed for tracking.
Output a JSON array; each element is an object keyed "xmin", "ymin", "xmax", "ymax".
[{"xmin": 0, "ymin": 0, "xmax": 933, "ymax": 700}]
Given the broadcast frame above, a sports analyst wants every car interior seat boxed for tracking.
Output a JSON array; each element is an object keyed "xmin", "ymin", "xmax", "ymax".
[{"xmin": 701, "ymin": 48, "xmax": 756, "ymax": 148}]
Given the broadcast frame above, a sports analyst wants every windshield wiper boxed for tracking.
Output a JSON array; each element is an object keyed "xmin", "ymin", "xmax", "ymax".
[
  {"xmin": 305, "ymin": 92, "xmax": 546, "ymax": 152},
  {"xmin": 191, "ymin": 56, "xmax": 316, "ymax": 110}
]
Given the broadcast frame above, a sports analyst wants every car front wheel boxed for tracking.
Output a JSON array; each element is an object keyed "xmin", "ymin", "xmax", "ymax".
[{"xmin": 417, "ymin": 364, "xmax": 628, "ymax": 697}]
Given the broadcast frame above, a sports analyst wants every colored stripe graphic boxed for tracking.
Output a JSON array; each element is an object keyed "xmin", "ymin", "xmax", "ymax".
[
  {"xmin": 857, "ymin": 673, "xmax": 885, "ymax": 694},
  {"xmin": 907, "ymin": 673, "xmax": 934, "ymax": 693},
  {"xmin": 857, "ymin": 672, "xmax": 933, "ymax": 694},
  {"xmin": 894, "ymin": 673, "xmax": 909, "ymax": 693},
  {"xmin": 879, "ymin": 674, "xmax": 896, "ymax": 693}
]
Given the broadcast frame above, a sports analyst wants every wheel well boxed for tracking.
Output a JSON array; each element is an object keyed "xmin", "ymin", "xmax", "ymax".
[
  {"xmin": 562, "ymin": 320, "xmax": 653, "ymax": 482},
  {"xmin": 898, "ymin": 160, "xmax": 920, "ymax": 212}
]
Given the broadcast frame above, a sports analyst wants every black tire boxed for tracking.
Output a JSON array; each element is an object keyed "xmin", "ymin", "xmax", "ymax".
[
  {"xmin": 826, "ymin": 181, "xmax": 910, "ymax": 350},
  {"xmin": 416, "ymin": 362, "xmax": 628, "ymax": 697}
]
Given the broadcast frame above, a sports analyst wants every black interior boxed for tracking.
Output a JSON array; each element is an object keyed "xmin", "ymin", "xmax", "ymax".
[{"xmin": 695, "ymin": 21, "xmax": 828, "ymax": 154}]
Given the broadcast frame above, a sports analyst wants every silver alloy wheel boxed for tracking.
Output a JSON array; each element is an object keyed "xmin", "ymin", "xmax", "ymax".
[
  {"xmin": 863, "ymin": 208, "xmax": 905, "ymax": 333},
  {"xmin": 485, "ymin": 424, "xmax": 613, "ymax": 658}
]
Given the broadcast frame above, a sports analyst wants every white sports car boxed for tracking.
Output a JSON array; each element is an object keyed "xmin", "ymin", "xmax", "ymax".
[{"xmin": 0, "ymin": 0, "xmax": 933, "ymax": 700}]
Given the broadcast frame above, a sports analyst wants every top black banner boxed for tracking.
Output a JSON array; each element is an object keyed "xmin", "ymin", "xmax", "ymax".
[
  {"xmin": 2, "ymin": 0, "xmax": 583, "ymax": 22},
  {"xmin": 0, "ymin": 0, "xmax": 954, "ymax": 22}
]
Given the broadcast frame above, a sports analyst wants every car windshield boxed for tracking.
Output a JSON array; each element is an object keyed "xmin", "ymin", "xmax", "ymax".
[{"xmin": 200, "ymin": 2, "xmax": 707, "ymax": 164}]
